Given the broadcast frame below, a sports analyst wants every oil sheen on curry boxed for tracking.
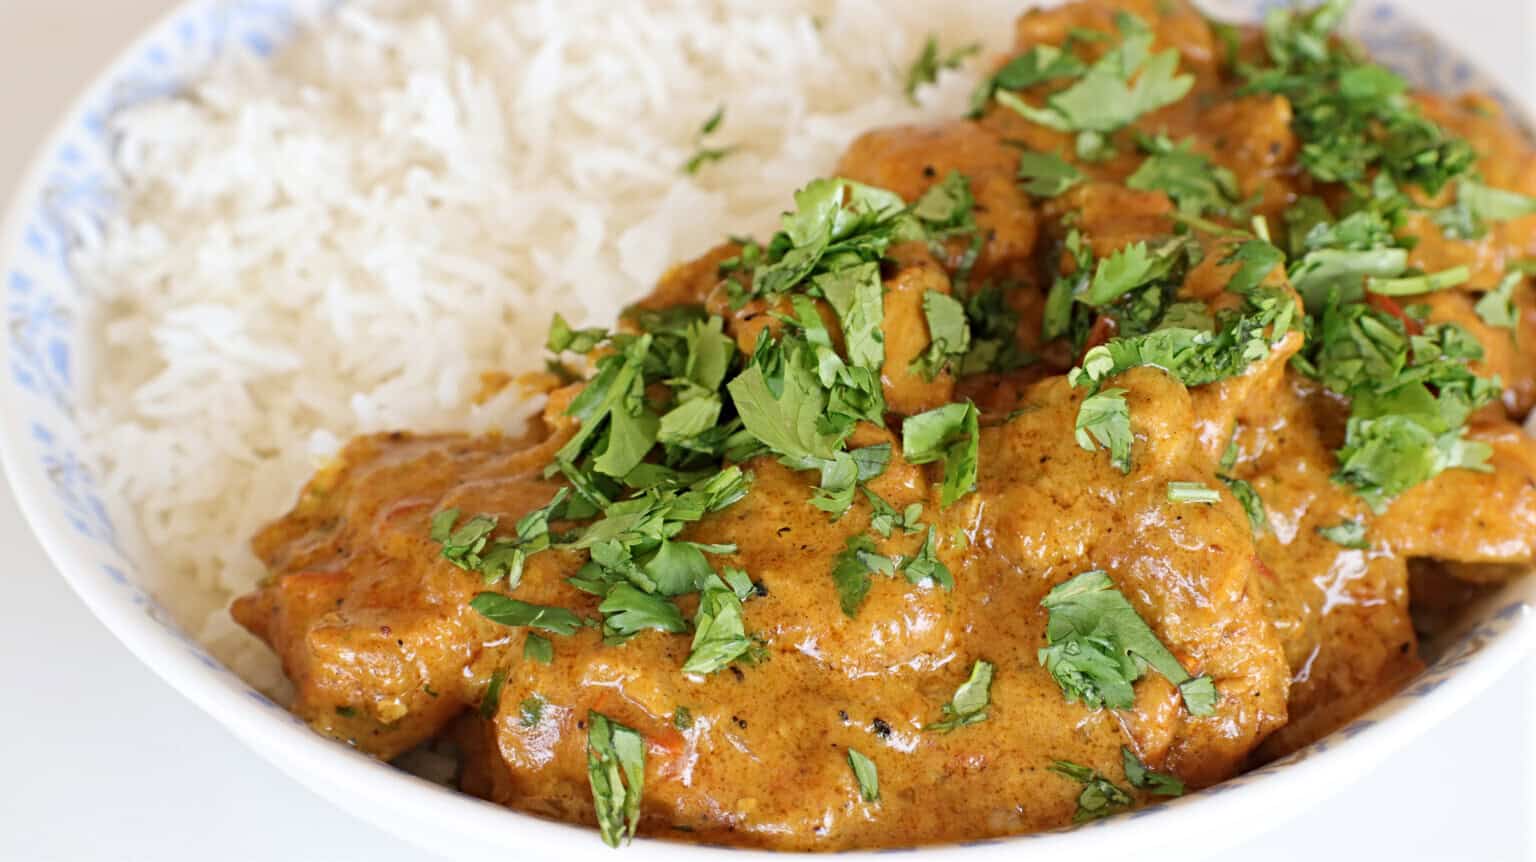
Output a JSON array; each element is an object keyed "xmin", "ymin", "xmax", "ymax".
[{"xmin": 232, "ymin": 0, "xmax": 1536, "ymax": 850}]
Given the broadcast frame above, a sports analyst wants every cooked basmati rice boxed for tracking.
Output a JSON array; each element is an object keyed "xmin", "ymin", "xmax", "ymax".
[{"xmin": 74, "ymin": 0, "xmax": 1020, "ymax": 693}]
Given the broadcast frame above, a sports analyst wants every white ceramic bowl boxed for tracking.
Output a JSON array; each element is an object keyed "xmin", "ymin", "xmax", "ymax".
[{"xmin": 3, "ymin": 2, "xmax": 1533, "ymax": 859}]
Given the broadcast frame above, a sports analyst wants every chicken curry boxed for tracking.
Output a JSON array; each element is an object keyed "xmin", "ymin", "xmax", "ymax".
[{"xmin": 233, "ymin": 0, "xmax": 1536, "ymax": 849}]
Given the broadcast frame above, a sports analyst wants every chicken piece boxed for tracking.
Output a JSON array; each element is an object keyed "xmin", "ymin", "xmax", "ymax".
[
  {"xmin": 1230, "ymin": 376, "xmax": 1424, "ymax": 759},
  {"xmin": 836, "ymin": 121, "xmax": 1040, "ymax": 285},
  {"xmin": 453, "ymin": 367, "xmax": 1288, "ymax": 849},
  {"xmin": 232, "ymin": 427, "xmax": 579, "ymax": 759}
]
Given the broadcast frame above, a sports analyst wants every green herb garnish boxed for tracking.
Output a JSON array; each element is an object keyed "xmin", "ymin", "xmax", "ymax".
[
  {"xmin": 587, "ymin": 711, "xmax": 646, "ymax": 847},
  {"xmin": 926, "ymin": 659, "xmax": 994, "ymax": 731},
  {"xmin": 1039, "ymin": 570, "xmax": 1218, "ymax": 715}
]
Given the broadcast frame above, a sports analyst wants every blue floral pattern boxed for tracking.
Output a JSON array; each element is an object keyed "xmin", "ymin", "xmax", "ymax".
[{"xmin": 0, "ymin": 0, "xmax": 1531, "ymax": 845}]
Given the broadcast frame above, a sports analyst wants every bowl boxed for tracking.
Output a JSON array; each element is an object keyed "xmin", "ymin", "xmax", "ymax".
[{"xmin": 3, "ymin": 1, "xmax": 1533, "ymax": 858}]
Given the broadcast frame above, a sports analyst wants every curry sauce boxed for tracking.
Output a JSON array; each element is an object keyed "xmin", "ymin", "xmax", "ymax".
[{"xmin": 233, "ymin": 0, "xmax": 1536, "ymax": 849}]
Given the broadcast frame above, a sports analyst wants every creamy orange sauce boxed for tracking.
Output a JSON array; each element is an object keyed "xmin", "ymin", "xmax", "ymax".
[{"xmin": 232, "ymin": 0, "xmax": 1536, "ymax": 849}]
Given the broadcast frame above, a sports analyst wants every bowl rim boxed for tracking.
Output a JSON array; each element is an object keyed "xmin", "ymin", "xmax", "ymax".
[{"xmin": 1, "ymin": 1, "xmax": 1533, "ymax": 858}]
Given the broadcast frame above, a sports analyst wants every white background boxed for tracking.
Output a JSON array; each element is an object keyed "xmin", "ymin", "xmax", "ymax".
[{"xmin": 0, "ymin": 1, "xmax": 1533, "ymax": 860}]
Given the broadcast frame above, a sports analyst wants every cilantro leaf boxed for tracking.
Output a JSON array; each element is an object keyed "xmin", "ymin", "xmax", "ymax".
[
  {"xmin": 1121, "ymin": 746, "xmax": 1184, "ymax": 796},
  {"xmin": 1221, "ymin": 476, "xmax": 1269, "ymax": 535},
  {"xmin": 1050, "ymin": 760, "xmax": 1133, "ymax": 822},
  {"xmin": 587, "ymin": 711, "xmax": 646, "ymax": 847},
  {"xmin": 728, "ymin": 344, "xmax": 843, "ymax": 462},
  {"xmin": 902, "ymin": 402, "xmax": 981, "ymax": 506},
  {"xmin": 524, "ymin": 633, "xmax": 553, "ymax": 664},
  {"xmin": 1475, "ymin": 272, "xmax": 1521, "ymax": 331},
  {"xmin": 847, "ymin": 748, "xmax": 880, "ymax": 802},
  {"xmin": 831, "ymin": 535, "xmax": 896, "ymax": 618},
  {"xmin": 470, "ymin": 593, "xmax": 585, "ymax": 636},
  {"xmin": 1317, "ymin": 519, "xmax": 1369, "ymax": 549},
  {"xmin": 1127, "ymin": 135, "xmax": 1240, "ymax": 217},
  {"xmin": 994, "ymin": 12, "xmax": 1193, "ymax": 158},
  {"xmin": 899, "ymin": 525, "xmax": 954, "ymax": 589},
  {"xmin": 598, "ymin": 583, "xmax": 689, "ymax": 639},
  {"xmin": 1017, "ymin": 151, "xmax": 1083, "ymax": 198},
  {"xmin": 926, "ymin": 659, "xmax": 994, "ymax": 731},
  {"xmin": 1074, "ymin": 388, "xmax": 1134, "ymax": 473},
  {"xmin": 479, "ymin": 668, "xmax": 507, "ymax": 720},
  {"xmin": 519, "ymin": 695, "xmax": 545, "ymax": 727},
  {"xmin": 681, "ymin": 572, "xmax": 752, "ymax": 675},
  {"xmin": 970, "ymin": 43, "xmax": 1085, "ymax": 116},
  {"xmin": 1166, "ymin": 481, "xmax": 1219, "ymax": 504},
  {"xmin": 912, "ymin": 290, "xmax": 972, "ymax": 380},
  {"xmin": 1038, "ymin": 570, "xmax": 1217, "ymax": 715},
  {"xmin": 864, "ymin": 487, "xmax": 924, "ymax": 538},
  {"xmin": 905, "ymin": 34, "xmax": 980, "ymax": 104},
  {"xmin": 818, "ymin": 261, "xmax": 886, "ymax": 371}
]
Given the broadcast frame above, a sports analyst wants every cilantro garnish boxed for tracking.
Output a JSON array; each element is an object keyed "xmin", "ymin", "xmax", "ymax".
[
  {"xmin": 470, "ymin": 593, "xmax": 586, "ymax": 636},
  {"xmin": 864, "ymin": 487, "xmax": 924, "ymax": 538},
  {"xmin": 831, "ymin": 535, "xmax": 897, "ymax": 618},
  {"xmin": 672, "ymin": 706, "xmax": 693, "ymax": 730},
  {"xmin": 911, "ymin": 290, "xmax": 971, "ymax": 380},
  {"xmin": 519, "ymin": 695, "xmax": 545, "ymax": 728},
  {"xmin": 902, "ymin": 402, "xmax": 981, "ymax": 506},
  {"xmin": 1317, "ymin": 519, "xmax": 1369, "ymax": 549},
  {"xmin": 1050, "ymin": 760, "xmax": 1133, "ymax": 822},
  {"xmin": 1166, "ymin": 482, "xmax": 1219, "ymax": 504},
  {"xmin": 1074, "ymin": 388, "xmax": 1134, "ymax": 473},
  {"xmin": 587, "ymin": 711, "xmax": 646, "ymax": 847},
  {"xmin": 992, "ymin": 12, "xmax": 1193, "ymax": 160},
  {"xmin": 1293, "ymin": 299, "xmax": 1499, "ymax": 510},
  {"xmin": 1038, "ymin": 570, "xmax": 1218, "ymax": 715},
  {"xmin": 925, "ymin": 659, "xmax": 994, "ymax": 731},
  {"xmin": 682, "ymin": 105, "xmax": 736, "ymax": 175},
  {"xmin": 899, "ymin": 525, "xmax": 954, "ymax": 589},
  {"xmin": 847, "ymin": 748, "xmax": 880, "ymax": 803},
  {"xmin": 1017, "ymin": 151, "xmax": 1083, "ymax": 198},
  {"xmin": 904, "ymin": 34, "xmax": 980, "ymax": 104},
  {"xmin": 681, "ymin": 571, "xmax": 753, "ymax": 675},
  {"xmin": 1126, "ymin": 135, "xmax": 1241, "ymax": 217},
  {"xmin": 479, "ymin": 668, "xmax": 507, "ymax": 720},
  {"xmin": 524, "ymin": 633, "xmax": 553, "ymax": 664},
  {"xmin": 1244, "ymin": 0, "xmax": 1473, "ymax": 196},
  {"xmin": 1121, "ymin": 746, "xmax": 1183, "ymax": 796},
  {"xmin": 1475, "ymin": 272, "xmax": 1522, "ymax": 331},
  {"xmin": 1221, "ymin": 477, "xmax": 1269, "ymax": 535}
]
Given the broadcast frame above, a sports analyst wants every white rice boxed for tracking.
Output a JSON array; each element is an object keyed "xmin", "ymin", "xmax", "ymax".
[{"xmin": 74, "ymin": 0, "xmax": 1020, "ymax": 692}]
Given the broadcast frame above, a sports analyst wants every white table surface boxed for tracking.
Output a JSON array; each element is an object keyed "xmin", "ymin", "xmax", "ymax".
[{"xmin": 1, "ymin": 1, "xmax": 1533, "ymax": 860}]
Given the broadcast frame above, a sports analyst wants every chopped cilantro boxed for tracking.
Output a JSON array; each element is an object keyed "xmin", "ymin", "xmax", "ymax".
[
  {"xmin": 524, "ymin": 633, "xmax": 553, "ymax": 664},
  {"xmin": 1221, "ymin": 476, "xmax": 1269, "ymax": 535},
  {"xmin": 899, "ymin": 525, "xmax": 954, "ymax": 590},
  {"xmin": 831, "ymin": 535, "xmax": 897, "ymax": 618},
  {"xmin": 1121, "ymin": 746, "xmax": 1184, "ymax": 796},
  {"xmin": 1074, "ymin": 388, "xmax": 1134, "ymax": 474},
  {"xmin": 847, "ymin": 748, "xmax": 880, "ymax": 802},
  {"xmin": 480, "ymin": 668, "xmax": 507, "ymax": 720},
  {"xmin": 902, "ymin": 402, "xmax": 981, "ymax": 506},
  {"xmin": 681, "ymin": 572, "xmax": 752, "ymax": 675},
  {"xmin": 587, "ymin": 711, "xmax": 646, "ymax": 847},
  {"xmin": 519, "ymin": 695, "xmax": 545, "ymax": 727},
  {"xmin": 1167, "ymin": 481, "xmax": 1220, "ymax": 504},
  {"xmin": 1017, "ymin": 151, "xmax": 1083, "ymax": 198},
  {"xmin": 912, "ymin": 290, "xmax": 972, "ymax": 380},
  {"xmin": 682, "ymin": 105, "xmax": 736, "ymax": 175},
  {"xmin": 864, "ymin": 488, "xmax": 924, "ymax": 538},
  {"xmin": 1050, "ymin": 760, "xmax": 1133, "ymax": 822},
  {"xmin": 1126, "ymin": 135, "xmax": 1240, "ymax": 217},
  {"xmin": 993, "ymin": 12, "xmax": 1194, "ymax": 159},
  {"xmin": 1038, "ymin": 570, "xmax": 1218, "ymax": 715},
  {"xmin": 597, "ymin": 583, "xmax": 689, "ymax": 640},
  {"xmin": 673, "ymin": 706, "xmax": 694, "ymax": 730},
  {"xmin": 905, "ymin": 34, "xmax": 980, "ymax": 104},
  {"xmin": 470, "ymin": 593, "xmax": 585, "ymax": 636},
  {"xmin": 1475, "ymin": 272, "xmax": 1521, "ymax": 331},
  {"xmin": 1317, "ymin": 519, "xmax": 1369, "ymax": 549},
  {"xmin": 926, "ymin": 659, "xmax": 994, "ymax": 731}
]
